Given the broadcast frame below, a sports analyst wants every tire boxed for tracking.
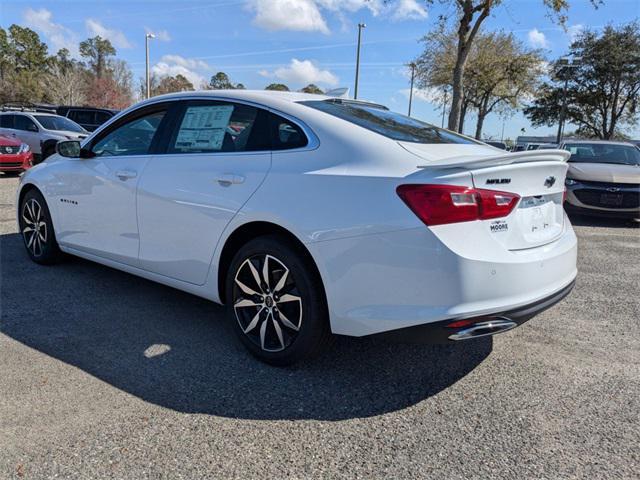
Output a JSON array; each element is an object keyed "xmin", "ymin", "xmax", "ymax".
[
  {"xmin": 18, "ymin": 189, "xmax": 62, "ymax": 265},
  {"xmin": 225, "ymin": 234, "xmax": 331, "ymax": 366},
  {"xmin": 42, "ymin": 145, "xmax": 56, "ymax": 161}
]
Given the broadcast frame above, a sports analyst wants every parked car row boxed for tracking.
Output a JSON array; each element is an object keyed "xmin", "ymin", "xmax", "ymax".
[{"xmin": 0, "ymin": 108, "xmax": 89, "ymax": 165}]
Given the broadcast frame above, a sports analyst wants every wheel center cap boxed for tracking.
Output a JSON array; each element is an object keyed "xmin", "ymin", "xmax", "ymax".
[{"xmin": 265, "ymin": 296, "xmax": 274, "ymax": 308}]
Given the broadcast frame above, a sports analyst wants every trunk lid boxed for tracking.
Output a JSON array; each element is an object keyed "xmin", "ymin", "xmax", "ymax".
[{"xmin": 402, "ymin": 144, "xmax": 571, "ymax": 250}]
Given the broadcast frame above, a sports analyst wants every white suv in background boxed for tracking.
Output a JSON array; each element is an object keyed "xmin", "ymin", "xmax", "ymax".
[{"xmin": 0, "ymin": 110, "xmax": 88, "ymax": 163}]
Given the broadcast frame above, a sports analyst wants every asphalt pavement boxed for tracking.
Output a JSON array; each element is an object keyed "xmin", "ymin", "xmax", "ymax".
[{"xmin": 1, "ymin": 174, "xmax": 638, "ymax": 479}]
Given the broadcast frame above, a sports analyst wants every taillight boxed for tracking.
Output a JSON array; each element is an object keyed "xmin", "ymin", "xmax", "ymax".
[{"xmin": 396, "ymin": 184, "xmax": 520, "ymax": 226}]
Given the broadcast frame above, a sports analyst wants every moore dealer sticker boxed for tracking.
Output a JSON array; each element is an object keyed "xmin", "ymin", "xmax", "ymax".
[{"xmin": 490, "ymin": 220, "xmax": 509, "ymax": 233}]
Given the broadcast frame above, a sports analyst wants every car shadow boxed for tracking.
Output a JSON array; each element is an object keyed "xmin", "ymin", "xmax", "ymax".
[
  {"xmin": 0, "ymin": 232, "xmax": 491, "ymax": 421},
  {"xmin": 567, "ymin": 212, "xmax": 639, "ymax": 229}
]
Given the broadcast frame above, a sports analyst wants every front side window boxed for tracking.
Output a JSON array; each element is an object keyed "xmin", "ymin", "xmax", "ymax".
[
  {"xmin": 34, "ymin": 115, "xmax": 85, "ymax": 133},
  {"xmin": 299, "ymin": 100, "xmax": 478, "ymax": 145},
  {"xmin": 91, "ymin": 110, "xmax": 166, "ymax": 157},
  {"xmin": 565, "ymin": 143, "xmax": 640, "ymax": 166},
  {"xmin": 14, "ymin": 115, "xmax": 38, "ymax": 132},
  {"xmin": 168, "ymin": 102, "xmax": 269, "ymax": 154}
]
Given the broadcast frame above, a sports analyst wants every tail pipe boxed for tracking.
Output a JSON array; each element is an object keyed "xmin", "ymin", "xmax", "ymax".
[{"xmin": 448, "ymin": 317, "xmax": 517, "ymax": 341}]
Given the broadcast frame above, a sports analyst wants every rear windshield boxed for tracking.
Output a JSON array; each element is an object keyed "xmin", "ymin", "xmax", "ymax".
[
  {"xmin": 564, "ymin": 143, "xmax": 640, "ymax": 166},
  {"xmin": 299, "ymin": 100, "xmax": 478, "ymax": 144},
  {"xmin": 34, "ymin": 115, "xmax": 86, "ymax": 133}
]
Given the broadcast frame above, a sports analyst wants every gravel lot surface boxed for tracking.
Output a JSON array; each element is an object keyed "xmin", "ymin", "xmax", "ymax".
[{"xmin": 1, "ymin": 174, "xmax": 639, "ymax": 479}]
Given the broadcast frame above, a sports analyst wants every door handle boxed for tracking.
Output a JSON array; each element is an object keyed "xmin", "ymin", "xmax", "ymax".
[
  {"xmin": 115, "ymin": 170, "xmax": 138, "ymax": 181},
  {"xmin": 215, "ymin": 174, "xmax": 245, "ymax": 186}
]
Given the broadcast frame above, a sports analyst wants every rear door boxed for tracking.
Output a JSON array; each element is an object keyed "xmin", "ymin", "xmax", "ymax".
[{"xmin": 137, "ymin": 99, "xmax": 272, "ymax": 284}]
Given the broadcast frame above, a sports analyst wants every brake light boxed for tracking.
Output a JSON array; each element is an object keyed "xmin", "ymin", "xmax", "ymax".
[{"xmin": 396, "ymin": 184, "xmax": 520, "ymax": 226}]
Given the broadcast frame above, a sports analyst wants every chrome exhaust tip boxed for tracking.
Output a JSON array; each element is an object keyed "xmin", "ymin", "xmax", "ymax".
[{"xmin": 448, "ymin": 317, "xmax": 517, "ymax": 341}]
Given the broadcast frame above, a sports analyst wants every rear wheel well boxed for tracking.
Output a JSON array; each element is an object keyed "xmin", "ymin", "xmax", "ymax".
[{"xmin": 217, "ymin": 222, "xmax": 325, "ymax": 305}]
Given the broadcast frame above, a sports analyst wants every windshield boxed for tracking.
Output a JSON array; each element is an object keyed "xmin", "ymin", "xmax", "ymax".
[
  {"xmin": 564, "ymin": 143, "xmax": 640, "ymax": 166},
  {"xmin": 34, "ymin": 115, "xmax": 86, "ymax": 133},
  {"xmin": 299, "ymin": 100, "xmax": 478, "ymax": 144}
]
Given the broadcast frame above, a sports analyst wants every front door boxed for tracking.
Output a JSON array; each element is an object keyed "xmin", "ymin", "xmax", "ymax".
[
  {"xmin": 137, "ymin": 100, "xmax": 272, "ymax": 284},
  {"xmin": 54, "ymin": 107, "xmax": 170, "ymax": 265}
]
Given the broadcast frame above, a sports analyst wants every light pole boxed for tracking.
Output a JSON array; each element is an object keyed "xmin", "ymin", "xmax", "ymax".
[
  {"xmin": 407, "ymin": 62, "xmax": 416, "ymax": 117},
  {"xmin": 555, "ymin": 56, "xmax": 581, "ymax": 144},
  {"xmin": 441, "ymin": 88, "xmax": 448, "ymax": 128},
  {"xmin": 354, "ymin": 23, "xmax": 366, "ymax": 100},
  {"xmin": 145, "ymin": 33, "xmax": 155, "ymax": 99}
]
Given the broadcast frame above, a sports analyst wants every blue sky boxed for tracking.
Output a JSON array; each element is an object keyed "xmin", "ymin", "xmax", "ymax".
[{"xmin": 1, "ymin": 0, "xmax": 639, "ymax": 140}]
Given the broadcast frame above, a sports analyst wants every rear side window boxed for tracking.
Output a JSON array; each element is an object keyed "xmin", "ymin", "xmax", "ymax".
[
  {"xmin": 0, "ymin": 115, "xmax": 14, "ymax": 128},
  {"xmin": 168, "ymin": 102, "xmax": 269, "ymax": 154},
  {"xmin": 269, "ymin": 113, "xmax": 308, "ymax": 150},
  {"xmin": 299, "ymin": 100, "xmax": 477, "ymax": 145}
]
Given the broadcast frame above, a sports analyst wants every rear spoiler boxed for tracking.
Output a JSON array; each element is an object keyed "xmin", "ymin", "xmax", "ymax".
[{"xmin": 416, "ymin": 149, "xmax": 571, "ymax": 170}]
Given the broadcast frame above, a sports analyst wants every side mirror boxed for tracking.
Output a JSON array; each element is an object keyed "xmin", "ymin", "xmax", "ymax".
[
  {"xmin": 56, "ymin": 140, "xmax": 81, "ymax": 158},
  {"xmin": 27, "ymin": 124, "xmax": 39, "ymax": 132}
]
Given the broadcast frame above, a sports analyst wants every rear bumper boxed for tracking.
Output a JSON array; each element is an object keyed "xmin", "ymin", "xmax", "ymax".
[
  {"xmin": 372, "ymin": 279, "xmax": 575, "ymax": 343},
  {"xmin": 312, "ymin": 215, "xmax": 578, "ymax": 337}
]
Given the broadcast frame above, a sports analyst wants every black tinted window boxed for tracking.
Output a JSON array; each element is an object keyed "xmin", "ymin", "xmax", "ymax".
[
  {"xmin": 69, "ymin": 110, "xmax": 95, "ymax": 125},
  {"xmin": 0, "ymin": 115, "xmax": 14, "ymax": 128},
  {"xmin": 14, "ymin": 115, "xmax": 37, "ymax": 132},
  {"xmin": 91, "ymin": 110, "xmax": 166, "ymax": 157},
  {"xmin": 95, "ymin": 111, "xmax": 112, "ymax": 124},
  {"xmin": 270, "ymin": 113, "xmax": 308, "ymax": 150},
  {"xmin": 300, "ymin": 100, "xmax": 477, "ymax": 144},
  {"xmin": 169, "ymin": 102, "xmax": 269, "ymax": 154}
]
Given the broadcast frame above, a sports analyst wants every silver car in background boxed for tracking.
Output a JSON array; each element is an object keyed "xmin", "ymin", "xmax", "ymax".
[{"xmin": 562, "ymin": 141, "xmax": 640, "ymax": 220}]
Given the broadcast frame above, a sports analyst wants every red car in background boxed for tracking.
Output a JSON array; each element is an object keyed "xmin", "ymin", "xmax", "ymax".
[{"xmin": 0, "ymin": 134, "xmax": 32, "ymax": 174}]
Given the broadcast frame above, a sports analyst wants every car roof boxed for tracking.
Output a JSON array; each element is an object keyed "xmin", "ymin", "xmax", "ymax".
[
  {"xmin": 143, "ymin": 89, "xmax": 331, "ymax": 105},
  {"xmin": 563, "ymin": 140, "xmax": 636, "ymax": 147}
]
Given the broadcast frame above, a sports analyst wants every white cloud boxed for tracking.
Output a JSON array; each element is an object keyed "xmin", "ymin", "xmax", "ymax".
[
  {"xmin": 85, "ymin": 19, "xmax": 132, "ymax": 49},
  {"xmin": 262, "ymin": 59, "xmax": 339, "ymax": 87},
  {"xmin": 528, "ymin": 28, "xmax": 549, "ymax": 48},
  {"xmin": 247, "ymin": 0, "xmax": 330, "ymax": 34},
  {"xmin": 152, "ymin": 55, "xmax": 212, "ymax": 88},
  {"xmin": 23, "ymin": 8, "xmax": 78, "ymax": 55},
  {"xmin": 160, "ymin": 55, "xmax": 210, "ymax": 71},
  {"xmin": 392, "ymin": 0, "xmax": 428, "ymax": 21},
  {"xmin": 399, "ymin": 87, "xmax": 441, "ymax": 103},
  {"xmin": 247, "ymin": 0, "xmax": 426, "ymax": 34},
  {"xmin": 567, "ymin": 24, "xmax": 584, "ymax": 43},
  {"xmin": 145, "ymin": 28, "xmax": 171, "ymax": 42}
]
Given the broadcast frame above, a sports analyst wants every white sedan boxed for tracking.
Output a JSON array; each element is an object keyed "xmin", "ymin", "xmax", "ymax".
[{"xmin": 16, "ymin": 91, "xmax": 577, "ymax": 365}]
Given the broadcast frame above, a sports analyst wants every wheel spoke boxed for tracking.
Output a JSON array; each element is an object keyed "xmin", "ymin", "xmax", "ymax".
[
  {"xmin": 235, "ymin": 278, "xmax": 259, "ymax": 296},
  {"xmin": 273, "ymin": 268, "xmax": 289, "ymax": 294},
  {"xmin": 259, "ymin": 315, "xmax": 269, "ymax": 350},
  {"xmin": 262, "ymin": 255, "xmax": 271, "ymax": 290},
  {"xmin": 24, "ymin": 202, "xmax": 34, "ymax": 223},
  {"xmin": 33, "ymin": 201, "xmax": 41, "ymax": 222},
  {"xmin": 234, "ymin": 298, "xmax": 261, "ymax": 308},
  {"xmin": 243, "ymin": 307, "xmax": 264, "ymax": 334},
  {"xmin": 22, "ymin": 226, "xmax": 34, "ymax": 234},
  {"xmin": 26, "ymin": 231, "xmax": 35, "ymax": 249},
  {"xmin": 277, "ymin": 310, "xmax": 299, "ymax": 331},
  {"xmin": 277, "ymin": 293, "xmax": 301, "ymax": 304},
  {"xmin": 246, "ymin": 260, "xmax": 263, "ymax": 292},
  {"xmin": 272, "ymin": 317, "xmax": 285, "ymax": 350}
]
